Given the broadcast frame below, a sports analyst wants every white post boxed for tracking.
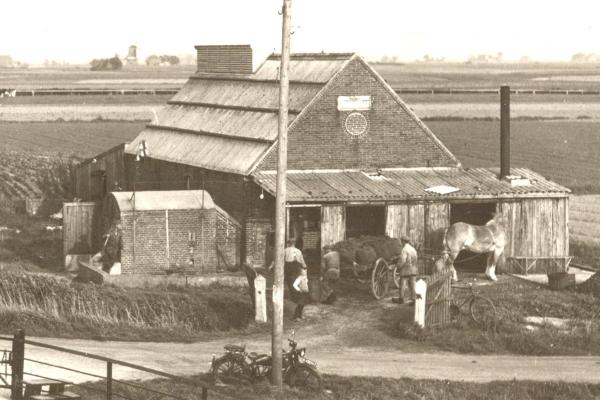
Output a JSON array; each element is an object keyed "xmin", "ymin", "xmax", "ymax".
[
  {"xmin": 254, "ymin": 275, "xmax": 267, "ymax": 323},
  {"xmin": 414, "ymin": 279, "xmax": 427, "ymax": 328}
]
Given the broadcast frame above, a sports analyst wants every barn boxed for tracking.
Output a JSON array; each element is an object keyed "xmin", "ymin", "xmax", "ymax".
[{"xmin": 73, "ymin": 45, "xmax": 570, "ymax": 275}]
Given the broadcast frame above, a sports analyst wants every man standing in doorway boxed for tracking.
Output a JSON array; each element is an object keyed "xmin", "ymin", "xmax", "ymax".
[
  {"xmin": 393, "ymin": 235, "xmax": 418, "ymax": 305},
  {"xmin": 283, "ymin": 238, "xmax": 309, "ymax": 320}
]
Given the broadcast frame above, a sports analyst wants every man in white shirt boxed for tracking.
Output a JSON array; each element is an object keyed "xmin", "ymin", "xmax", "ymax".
[{"xmin": 283, "ymin": 239, "xmax": 309, "ymax": 320}]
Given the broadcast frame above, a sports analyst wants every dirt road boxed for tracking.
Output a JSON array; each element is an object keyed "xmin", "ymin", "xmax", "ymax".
[{"xmin": 11, "ymin": 335, "xmax": 600, "ymax": 385}]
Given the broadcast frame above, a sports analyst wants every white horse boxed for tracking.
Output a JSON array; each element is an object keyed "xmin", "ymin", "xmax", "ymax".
[{"xmin": 442, "ymin": 214, "xmax": 506, "ymax": 282}]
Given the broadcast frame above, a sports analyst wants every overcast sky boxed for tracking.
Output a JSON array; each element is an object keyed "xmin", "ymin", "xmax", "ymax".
[{"xmin": 2, "ymin": 0, "xmax": 600, "ymax": 64}]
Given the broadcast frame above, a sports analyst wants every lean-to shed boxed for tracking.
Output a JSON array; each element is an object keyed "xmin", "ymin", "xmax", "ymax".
[{"xmin": 106, "ymin": 190, "xmax": 241, "ymax": 274}]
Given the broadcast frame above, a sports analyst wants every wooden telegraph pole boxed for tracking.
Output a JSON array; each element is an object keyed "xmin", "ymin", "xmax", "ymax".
[{"xmin": 272, "ymin": 0, "xmax": 292, "ymax": 390}]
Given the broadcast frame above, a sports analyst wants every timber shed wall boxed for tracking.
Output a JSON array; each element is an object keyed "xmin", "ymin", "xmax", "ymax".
[{"xmin": 74, "ymin": 144, "xmax": 127, "ymax": 201}]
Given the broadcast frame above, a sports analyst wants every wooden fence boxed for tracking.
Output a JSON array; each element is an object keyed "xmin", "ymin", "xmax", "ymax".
[
  {"xmin": 0, "ymin": 330, "xmax": 213, "ymax": 400},
  {"xmin": 424, "ymin": 267, "xmax": 453, "ymax": 327},
  {"xmin": 62, "ymin": 202, "xmax": 103, "ymax": 256}
]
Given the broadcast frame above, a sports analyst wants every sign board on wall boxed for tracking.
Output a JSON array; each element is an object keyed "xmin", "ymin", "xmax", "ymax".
[{"xmin": 337, "ymin": 95, "xmax": 371, "ymax": 111}]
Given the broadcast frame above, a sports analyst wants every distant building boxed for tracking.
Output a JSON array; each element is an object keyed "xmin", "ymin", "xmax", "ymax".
[
  {"xmin": 124, "ymin": 45, "xmax": 138, "ymax": 65},
  {"xmin": 0, "ymin": 55, "xmax": 13, "ymax": 68}
]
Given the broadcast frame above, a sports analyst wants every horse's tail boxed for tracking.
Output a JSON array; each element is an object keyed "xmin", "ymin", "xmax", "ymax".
[{"xmin": 441, "ymin": 227, "xmax": 449, "ymax": 252}]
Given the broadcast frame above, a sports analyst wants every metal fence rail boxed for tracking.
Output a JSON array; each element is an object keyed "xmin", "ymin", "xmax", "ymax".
[{"xmin": 0, "ymin": 330, "xmax": 217, "ymax": 400}]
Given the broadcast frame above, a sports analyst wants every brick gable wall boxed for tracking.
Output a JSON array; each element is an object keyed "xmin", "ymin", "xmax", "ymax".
[{"xmin": 256, "ymin": 58, "xmax": 458, "ymax": 171}]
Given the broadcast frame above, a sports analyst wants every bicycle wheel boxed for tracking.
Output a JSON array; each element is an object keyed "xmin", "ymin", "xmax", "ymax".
[
  {"xmin": 286, "ymin": 364, "xmax": 323, "ymax": 392},
  {"xmin": 469, "ymin": 295, "xmax": 497, "ymax": 330},
  {"xmin": 371, "ymin": 258, "xmax": 390, "ymax": 299},
  {"xmin": 212, "ymin": 355, "xmax": 250, "ymax": 385}
]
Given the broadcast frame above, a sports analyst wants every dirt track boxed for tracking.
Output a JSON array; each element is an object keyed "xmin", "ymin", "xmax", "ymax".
[{"xmin": 5, "ymin": 335, "xmax": 598, "ymax": 386}]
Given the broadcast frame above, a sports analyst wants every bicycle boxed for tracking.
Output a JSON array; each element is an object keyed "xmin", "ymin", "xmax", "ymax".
[
  {"xmin": 210, "ymin": 335, "xmax": 322, "ymax": 392},
  {"xmin": 450, "ymin": 283, "xmax": 497, "ymax": 330}
]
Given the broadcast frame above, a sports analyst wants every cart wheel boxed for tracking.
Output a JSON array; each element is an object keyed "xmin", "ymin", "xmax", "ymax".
[
  {"xmin": 392, "ymin": 265, "xmax": 400, "ymax": 288},
  {"xmin": 469, "ymin": 295, "xmax": 497, "ymax": 330},
  {"xmin": 371, "ymin": 258, "xmax": 390, "ymax": 300}
]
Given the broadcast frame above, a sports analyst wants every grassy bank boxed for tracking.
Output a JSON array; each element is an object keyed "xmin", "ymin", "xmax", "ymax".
[
  {"xmin": 395, "ymin": 276, "xmax": 600, "ymax": 356},
  {"xmin": 0, "ymin": 271, "xmax": 255, "ymax": 341},
  {"xmin": 71, "ymin": 374, "xmax": 600, "ymax": 400}
]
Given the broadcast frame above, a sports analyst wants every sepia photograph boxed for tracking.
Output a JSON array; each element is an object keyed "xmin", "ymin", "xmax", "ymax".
[{"xmin": 1, "ymin": 1, "xmax": 599, "ymax": 399}]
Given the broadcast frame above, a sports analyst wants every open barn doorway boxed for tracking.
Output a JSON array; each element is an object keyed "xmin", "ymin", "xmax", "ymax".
[
  {"xmin": 450, "ymin": 202, "xmax": 497, "ymax": 271},
  {"xmin": 346, "ymin": 206, "xmax": 386, "ymax": 239},
  {"xmin": 288, "ymin": 207, "xmax": 321, "ymax": 271}
]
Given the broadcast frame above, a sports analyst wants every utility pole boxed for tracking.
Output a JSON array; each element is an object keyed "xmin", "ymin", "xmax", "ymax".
[{"xmin": 272, "ymin": 0, "xmax": 291, "ymax": 390}]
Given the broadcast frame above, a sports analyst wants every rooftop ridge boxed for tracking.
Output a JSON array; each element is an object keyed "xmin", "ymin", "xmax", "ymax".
[{"xmin": 267, "ymin": 52, "xmax": 355, "ymax": 60}]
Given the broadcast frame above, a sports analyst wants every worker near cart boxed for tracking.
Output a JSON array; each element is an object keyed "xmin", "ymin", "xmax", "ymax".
[
  {"xmin": 392, "ymin": 235, "xmax": 419, "ymax": 305},
  {"xmin": 284, "ymin": 238, "xmax": 309, "ymax": 321},
  {"xmin": 320, "ymin": 245, "xmax": 340, "ymax": 304}
]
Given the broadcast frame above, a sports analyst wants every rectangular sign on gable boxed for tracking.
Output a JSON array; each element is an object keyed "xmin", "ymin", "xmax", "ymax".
[{"xmin": 337, "ymin": 95, "xmax": 371, "ymax": 111}]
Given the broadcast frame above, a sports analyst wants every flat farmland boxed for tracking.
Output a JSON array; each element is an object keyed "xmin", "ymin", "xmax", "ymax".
[
  {"xmin": 569, "ymin": 195, "xmax": 600, "ymax": 267},
  {"xmin": 0, "ymin": 121, "xmax": 144, "ymax": 197},
  {"xmin": 374, "ymin": 62, "xmax": 600, "ymax": 90},
  {"xmin": 428, "ymin": 120, "xmax": 600, "ymax": 193},
  {"xmin": 0, "ymin": 66, "xmax": 193, "ymax": 89}
]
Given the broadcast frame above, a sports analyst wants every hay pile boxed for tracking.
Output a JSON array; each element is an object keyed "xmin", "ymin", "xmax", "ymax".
[
  {"xmin": 576, "ymin": 271, "xmax": 600, "ymax": 297},
  {"xmin": 332, "ymin": 236, "xmax": 403, "ymax": 269}
]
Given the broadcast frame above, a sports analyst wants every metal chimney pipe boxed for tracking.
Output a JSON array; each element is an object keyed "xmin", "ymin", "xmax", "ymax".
[{"xmin": 500, "ymin": 85, "xmax": 510, "ymax": 179}]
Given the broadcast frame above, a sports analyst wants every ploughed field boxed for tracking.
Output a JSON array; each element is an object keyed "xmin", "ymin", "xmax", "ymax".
[
  {"xmin": 428, "ymin": 120, "xmax": 600, "ymax": 194},
  {"xmin": 0, "ymin": 121, "xmax": 144, "ymax": 198}
]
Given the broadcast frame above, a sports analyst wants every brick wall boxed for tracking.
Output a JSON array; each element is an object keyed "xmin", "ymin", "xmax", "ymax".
[
  {"xmin": 215, "ymin": 207, "xmax": 241, "ymax": 270},
  {"xmin": 245, "ymin": 218, "xmax": 273, "ymax": 269},
  {"xmin": 257, "ymin": 57, "xmax": 458, "ymax": 171},
  {"xmin": 119, "ymin": 208, "xmax": 242, "ymax": 275}
]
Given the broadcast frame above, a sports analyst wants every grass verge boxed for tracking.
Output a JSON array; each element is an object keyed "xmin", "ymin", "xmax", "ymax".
[
  {"xmin": 70, "ymin": 374, "xmax": 600, "ymax": 400},
  {"xmin": 0, "ymin": 271, "xmax": 255, "ymax": 341},
  {"xmin": 395, "ymin": 275, "xmax": 600, "ymax": 356}
]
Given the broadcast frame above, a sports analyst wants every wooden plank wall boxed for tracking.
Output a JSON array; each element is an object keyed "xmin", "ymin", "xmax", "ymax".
[
  {"xmin": 500, "ymin": 198, "xmax": 568, "ymax": 273},
  {"xmin": 386, "ymin": 202, "xmax": 448, "ymax": 252},
  {"xmin": 321, "ymin": 205, "xmax": 345, "ymax": 247},
  {"xmin": 63, "ymin": 202, "xmax": 103, "ymax": 255},
  {"xmin": 74, "ymin": 144, "xmax": 126, "ymax": 201},
  {"xmin": 425, "ymin": 202, "xmax": 450, "ymax": 253}
]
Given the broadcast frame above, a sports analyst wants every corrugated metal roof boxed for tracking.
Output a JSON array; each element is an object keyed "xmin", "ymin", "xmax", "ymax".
[
  {"xmin": 153, "ymin": 104, "xmax": 288, "ymax": 142},
  {"xmin": 172, "ymin": 79, "xmax": 321, "ymax": 112},
  {"xmin": 111, "ymin": 190, "xmax": 215, "ymax": 212},
  {"xmin": 124, "ymin": 53, "xmax": 355, "ymax": 174},
  {"xmin": 254, "ymin": 53, "xmax": 353, "ymax": 82},
  {"xmin": 252, "ymin": 168, "xmax": 570, "ymax": 202},
  {"xmin": 126, "ymin": 128, "xmax": 270, "ymax": 175}
]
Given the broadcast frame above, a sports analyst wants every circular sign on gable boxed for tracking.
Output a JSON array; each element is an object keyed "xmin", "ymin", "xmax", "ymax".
[{"xmin": 344, "ymin": 112, "xmax": 369, "ymax": 137}]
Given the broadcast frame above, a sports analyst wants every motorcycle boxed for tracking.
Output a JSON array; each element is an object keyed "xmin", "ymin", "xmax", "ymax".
[{"xmin": 210, "ymin": 333, "xmax": 322, "ymax": 392}]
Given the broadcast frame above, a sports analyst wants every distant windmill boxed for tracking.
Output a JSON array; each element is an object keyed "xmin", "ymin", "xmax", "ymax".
[{"xmin": 125, "ymin": 45, "xmax": 138, "ymax": 65}]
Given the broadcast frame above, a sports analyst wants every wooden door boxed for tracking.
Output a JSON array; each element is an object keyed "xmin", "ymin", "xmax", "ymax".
[{"xmin": 321, "ymin": 205, "xmax": 345, "ymax": 247}]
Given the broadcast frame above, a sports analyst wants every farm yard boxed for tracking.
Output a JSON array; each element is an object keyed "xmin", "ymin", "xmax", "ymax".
[{"xmin": 0, "ymin": 66, "xmax": 599, "ymax": 400}]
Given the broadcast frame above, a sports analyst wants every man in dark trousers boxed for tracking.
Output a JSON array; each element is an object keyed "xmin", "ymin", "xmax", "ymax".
[
  {"xmin": 283, "ymin": 238, "xmax": 309, "ymax": 321},
  {"xmin": 393, "ymin": 235, "xmax": 418, "ymax": 304},
  {"xmin": 320, "ymin": 245, "xmax": 340, "ymax": 304}
]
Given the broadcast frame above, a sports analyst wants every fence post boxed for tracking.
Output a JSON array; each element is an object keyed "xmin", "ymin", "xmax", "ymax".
[
  {"xmin": 202, "ymin": 387, "xmax": 208, "ymax": 400},
  {"xmin": 414, "ymin": 279, "xmax": 427, "ymax": 328},
  {"xmin": 106, "ymin": 361, "xmax": 112, "ymax": 400},
  {"xmin": 11, "ymin": 329, "xmax": 24, "ymax": 400},
  {"xmin": 254, "ymin": 275, "xmax": 267, "ymax": 323}
]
